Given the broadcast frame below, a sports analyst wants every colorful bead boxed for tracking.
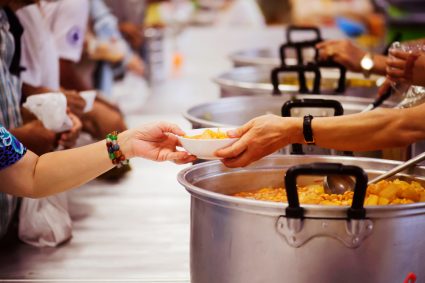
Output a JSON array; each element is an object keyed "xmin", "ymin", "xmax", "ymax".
[{"xmin": 106, "ymin": 131, "xmax": 129, "ymax": 167}]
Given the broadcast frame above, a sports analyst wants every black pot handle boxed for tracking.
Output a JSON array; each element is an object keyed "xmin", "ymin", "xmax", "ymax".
[
  {"xmin": 286, "ymin": 26, "xmax": 323, "ymax": 45},
  {"xmin": 284, "ymin": 163, "xmax": 368, "ymax": 220},
  {"xmin": 281, "ymin": 99, "xmax": 344, "ymax": 154},
  {"xmin": 271, "ymin": 63, "xmax": 321, "ymax": 95},
  {"xmin": 281, "ymin": 98, "xmax": 344, "ymax": 117},
  {"xmin": 280, "ymin": 26, "xmax": 323, "ymax": 66}
]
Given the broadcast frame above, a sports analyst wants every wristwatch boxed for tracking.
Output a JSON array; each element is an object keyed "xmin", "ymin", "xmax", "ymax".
[
  {"xmin": 303, "ymin": 115, "xmax": 315, "ymax": 145},
  {"xmin": 360, "ymin": 53, "xmax": 374, "ymax": 78}
]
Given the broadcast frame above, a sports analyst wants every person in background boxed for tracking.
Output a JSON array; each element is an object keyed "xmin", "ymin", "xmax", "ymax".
[
  {"xmin": 104, "ymin": 0, "xmax": 146, "ymax": 51},
  {"xmin": 87, "ymin": 0, "xmax": 145, "ymax": 97},
  {"xmin": 0, "ymin": 1, "xmax": 81, "ymax": 239},
  {"xmin": 315, "ymin": 38, "xmax": 425, "ymax": 83},
  {"xmin": 35, "ymin": 0, "xmax": 128, "ymax": 141}
]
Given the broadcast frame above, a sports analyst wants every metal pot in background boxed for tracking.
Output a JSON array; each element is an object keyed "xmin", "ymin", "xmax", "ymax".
[
  {"xmin": 214, "ymin": 65, "xmax": 382, "ymax": 98},
  {"xmin": 183, "ymin": 95, "xmax": 406, "ymax": 160},
  {"xmin": 178, "ymin": 155, "xmax": 425, "ymax": 283}
]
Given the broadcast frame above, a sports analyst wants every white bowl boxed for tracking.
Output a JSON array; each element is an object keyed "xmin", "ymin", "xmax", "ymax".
[{"xmin": 178, "ymin": 128, "xmax": 238, "ymax": 160}]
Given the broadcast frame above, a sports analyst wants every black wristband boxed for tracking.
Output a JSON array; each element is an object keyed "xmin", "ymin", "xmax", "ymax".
[{"xmin": 303, "ymin": 115, "xmax": 315, "ymax": 145}]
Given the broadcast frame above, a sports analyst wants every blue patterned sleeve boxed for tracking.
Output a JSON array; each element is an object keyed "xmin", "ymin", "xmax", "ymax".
[{"xmin": 0, "ymin": 125, "xmax": 27, "ymax": 170}]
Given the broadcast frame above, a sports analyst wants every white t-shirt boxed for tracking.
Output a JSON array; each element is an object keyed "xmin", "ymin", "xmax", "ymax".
[
  {"xmin": 41, "ymin": 0, "xmax": 89, "ymax": 62},
  {"xmin": 17, "ymin": 4, "xmax": 60, "ymax": 90}
]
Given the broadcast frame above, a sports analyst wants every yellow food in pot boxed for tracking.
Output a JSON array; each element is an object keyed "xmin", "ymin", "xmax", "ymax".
[
  {"xmin": 184, "ymin": 129, "xmax": 229, "ymax": 139},
  {"xmin": 233, "ymin": 179, "xmax": 425, "ymax": 206}
]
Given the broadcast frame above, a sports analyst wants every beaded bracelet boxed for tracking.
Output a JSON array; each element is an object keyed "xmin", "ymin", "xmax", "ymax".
[{"xmin": 106, "ymin": 131, "xmax": 129, "ymax": 168}]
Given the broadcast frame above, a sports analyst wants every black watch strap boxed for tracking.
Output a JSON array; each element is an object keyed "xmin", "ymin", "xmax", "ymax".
[{"xmin": 303, "ymin": 115, "xmax": 315, "ymax": 145}]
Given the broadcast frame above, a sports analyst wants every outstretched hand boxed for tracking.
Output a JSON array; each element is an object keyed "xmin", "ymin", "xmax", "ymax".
[
  {"xmin": 121, "ymin": 122, "xmax": 196, "ymax": 164},
  {"xmin": 215, "ymin": 115, "xmax": 300, "ymax": 168}
]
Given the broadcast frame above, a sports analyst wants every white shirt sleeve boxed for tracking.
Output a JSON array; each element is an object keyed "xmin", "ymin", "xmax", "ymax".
[
  {"xmin": 41, "ymin": 0, "xmax": 89, "ymax": 62},
  {"xmin": 17, "ymin": 4, "xmax": 60, "ymax": 90}
]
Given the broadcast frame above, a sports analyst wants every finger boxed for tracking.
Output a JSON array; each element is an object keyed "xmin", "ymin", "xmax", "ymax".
[
  {"xmin": 317, "ymin": 49, "xmax": 329, "ymax": 61},
  {"xmin": 315, "ymin": 40, "xmax": 339, "ymax": 49},
  {"xmin": 227, "ymin": 121, "xmax": 252, "ymax": 138},
  {"xmin": 158, "ymin": 122, "xmax": 186, "ymax": 136},
  {"xmin": 386, "ymin": 58, "xmax": 406, "ymax": 69},
  {"xmin": 165, "ymin": 151, "xmax": 193, "ymax": 161},
  {"xmin": 174, "ymin": 155, "xmax": 197, "ymax": 165},
  {"xmin": 215, "ymin": 136, "xmax": 248, "ymax": 158},
  {"xmin": 221, "ymin": 148, "xmax": 258, "ymax": 168},
  {"xmin": 389, "ymin": 49, "xmax": 411, "ymax": 60},
  {"xmin": 386, "ymin": 67, "xmax": 405, "ymax": 78}
]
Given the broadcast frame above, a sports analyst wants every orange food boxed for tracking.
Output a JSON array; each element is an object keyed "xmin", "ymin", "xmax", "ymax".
[
  {"xmin": 184, "ymin": 129, "xmax": 229, "ymax": 140},
  {"xmin": 233, "ymin": 179, "xmax": 425, "ymax": 206}
]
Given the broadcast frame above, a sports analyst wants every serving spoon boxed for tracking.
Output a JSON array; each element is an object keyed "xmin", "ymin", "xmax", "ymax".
[{"xmin": 324, "ymin": 152, "xmax": 425, "ymax": 194}]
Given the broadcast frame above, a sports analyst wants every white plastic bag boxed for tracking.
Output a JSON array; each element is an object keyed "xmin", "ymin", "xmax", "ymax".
[
  {"xmin": 79, "ymin": 90, "xmax": 97, "ymax": 113},
  {"xmin": 23, "ymin": 92, "xmax": 72, "ymax": 132},
  {"xmin": 19, "ymin": 193, "xmax": 72, "ymax": 247}
]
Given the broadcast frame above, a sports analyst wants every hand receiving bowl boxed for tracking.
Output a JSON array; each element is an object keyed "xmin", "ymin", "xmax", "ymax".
[{"xmin": 177, "ymin": 128, "xmax": 238, "ymax": 160}]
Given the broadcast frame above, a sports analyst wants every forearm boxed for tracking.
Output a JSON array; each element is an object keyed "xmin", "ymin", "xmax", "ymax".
[
  {"xmin": 298, "ymin": 107, "xmax": 425, "ymax": 151},
  {"xmin": 22, "ymin": 83, "xmax": 53, "ymax": 100},
  {"xmin": 59, "ymin": 59, "xmax": 90, "ymax": 91},
  {"xmin": 1, "ymin": 130, "xmax": 133, "ymax": 198}
]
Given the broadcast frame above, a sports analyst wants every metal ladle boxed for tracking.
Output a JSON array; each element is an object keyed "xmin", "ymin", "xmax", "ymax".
[{"xmin": 324, "ymin": 152, "xmax": 425, "ymax": 194}]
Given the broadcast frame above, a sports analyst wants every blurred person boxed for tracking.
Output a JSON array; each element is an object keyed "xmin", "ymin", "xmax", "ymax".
[
  {"xmin": 316, "ymin": 38, "xmax": 425, "ymax": 79},
  {"xmin": 88, "ymin": 0, "xmax": 145, "ymax": 96},
  {"xmin": 0, "ymin": 2, "xmax": 81, "ymax": 240},
  {"xmin": 316, "ymin": 39, "xmax": 388, "ymax": 76},
  {"xmin": 104, "ymin": 0, "xmax": 147, "ymax": 51},
  {"xmin": 17, "ymin": 0, "xmax": 127, "ymax": 142}
]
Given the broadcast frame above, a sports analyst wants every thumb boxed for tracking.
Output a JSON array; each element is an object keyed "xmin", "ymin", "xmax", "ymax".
[
  {"xmin": 157, "ymin": 122, "xmax": 186, "ymax": 136},
  {"xmin": 227, "ymin": 121, "xmax": 252, "ymax": 138}
]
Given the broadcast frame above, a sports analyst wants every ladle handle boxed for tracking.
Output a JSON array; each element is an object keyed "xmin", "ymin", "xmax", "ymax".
[
  {"xmin": 285, "ymin": 163, "xmax": 368, "ymax": 220},
  {"xmin": 368, "ymin": 152, "xmax": 425, "ymax": 184}
]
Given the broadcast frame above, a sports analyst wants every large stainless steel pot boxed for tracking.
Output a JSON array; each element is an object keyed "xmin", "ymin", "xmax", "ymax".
[
  {"xmin": 183, "ymin": 95, "xmax": 404, "ymax": 159},
  {"xmin": 214, "ymin": 66, "xmax": 382, "ymax": 98},
  {"xmin": 178, "ymin": 155, "xmax": 425, "ymax": 283}
]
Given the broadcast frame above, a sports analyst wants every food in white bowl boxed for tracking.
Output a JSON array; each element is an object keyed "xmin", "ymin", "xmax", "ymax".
[{"xmin": 178, "ymin": 128, "xmax": 238, "ymax": 160}]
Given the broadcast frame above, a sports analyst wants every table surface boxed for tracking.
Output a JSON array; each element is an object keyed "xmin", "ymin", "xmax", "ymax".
[{"xmin": 0, "ymin": 26, "xmax": 344, "ymax": 281}]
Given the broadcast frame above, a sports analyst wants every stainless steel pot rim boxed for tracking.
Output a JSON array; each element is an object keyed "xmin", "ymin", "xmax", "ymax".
[
  {"xmin": 177, "ymin": 155, "xmax": 425, "ymax": 218},
  {"xmin": 214, "ymin": 66, "xmax": 380, "ymax": 91}
]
